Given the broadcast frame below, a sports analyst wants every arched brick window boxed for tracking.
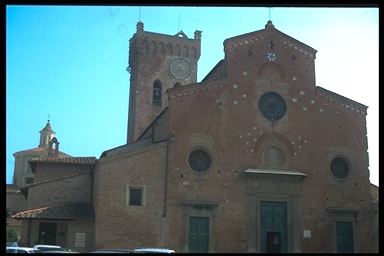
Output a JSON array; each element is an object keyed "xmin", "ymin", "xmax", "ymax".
[{"xmin": 152, "ymin": 80, "xmax": 162, "ymax": 107}]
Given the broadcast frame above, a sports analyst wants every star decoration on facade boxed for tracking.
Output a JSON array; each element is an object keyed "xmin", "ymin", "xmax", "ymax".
[{"xmin": 267, "ymin": 52, "xmax": 276, "ymax": 61}]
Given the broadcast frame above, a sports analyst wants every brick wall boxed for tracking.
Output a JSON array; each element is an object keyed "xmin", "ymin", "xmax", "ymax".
[
  {"xmin": 92, "ymin": 23, "xmax": 374, "ymax": 253},
  {"xmin": 27, "ymin": 173, "xmax": 92, "ymax": 209},
  {"xmin": 93, "ymin": 142, "xmax": 168, "ymax": 250},
  {"xmin": 34, "ymin": 162, "xmax": 91, "ymax": 184}
]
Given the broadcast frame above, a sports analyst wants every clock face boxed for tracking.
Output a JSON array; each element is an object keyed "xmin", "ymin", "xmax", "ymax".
[{"xmin": 169, "ymin": 58, "xmax": 191, "ymax": 80}]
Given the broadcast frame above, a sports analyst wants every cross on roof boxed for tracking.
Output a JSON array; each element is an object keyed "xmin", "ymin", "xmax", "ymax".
[{"xmin": 269, "ymin": 41, "xmax": 274, "ymax": 49}]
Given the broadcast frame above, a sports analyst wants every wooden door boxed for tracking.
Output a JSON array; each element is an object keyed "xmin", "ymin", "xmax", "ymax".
[
  {"xmin": 189, "ymin": 217, "xmax": 209, "ymax": 253},
  {"xmin": 261, "ymin": 201, "xmax": 287, "ymax": 253},
  {"xmin": 336, "ymin": 222, "xmax": 353, "ymax": 253}
]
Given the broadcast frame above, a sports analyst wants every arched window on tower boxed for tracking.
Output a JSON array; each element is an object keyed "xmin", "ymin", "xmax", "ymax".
[
  {"xmin": 153, "ymin": 80, "xmax": 162, "ymax": 107},
  {"xmin": 48, "ymin": 137, "xmax": 59, "ymax": 157},
  {"xmin": 174, "ymin": 82, "xmax": 181, "ymax": 88}
]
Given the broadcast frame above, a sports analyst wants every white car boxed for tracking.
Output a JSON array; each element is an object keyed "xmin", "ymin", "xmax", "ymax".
[
  {"xmin": 6, "ymin": 246, "xmax": 42, "ymax": 253},
  {"xmin": 134, "ymin": 248, "xmax": 175, "ymax": 253},
  {"xmin": 33, "ymin": 245, "xmax": 64, "ymax": 252}
]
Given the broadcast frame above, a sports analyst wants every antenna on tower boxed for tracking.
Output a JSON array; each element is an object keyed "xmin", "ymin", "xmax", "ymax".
[
  {"xmin": 48, "ymin": 114, "xmax": 50, "ymax": 123},
  {"xmin": 177, "ymin": 13, "xmax": 181, "ymax": 32},
  {"xmin": 268, "ymin": 7, "xmax": 274, "ymax": 21}
]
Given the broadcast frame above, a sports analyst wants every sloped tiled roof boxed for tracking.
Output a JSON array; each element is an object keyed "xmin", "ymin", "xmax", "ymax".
[
  {"xmin": 41, "ymin": 122, "xmax": 53, "ymax": 131},
  {"xmin": 13, "ymin": 147, "xmax": 71, "ymax": 156},
  {"xmin": 22, "ymin": 171, "xmax": 91, "ymax": 188},
  {"xmin": 202, "ymin": 59, "xmax": 227, "ymax": 82},
  {"xmin": 12, "ymin": 203, "xmax": 95, "ymax": 220},
  {"xmin": 7, "ymin": 217, "xmax": 22, "ymax": 227},
  {"xmin": 19, "ymin": 171, "xmax": 91, "ymax": 198},
  {"xmin": 29, "ymin": 156, "xmax": 97, "ymax": 165},
  {"xmin": 6, "ymin": 184, "xmax": 21, "ymax": 193}
]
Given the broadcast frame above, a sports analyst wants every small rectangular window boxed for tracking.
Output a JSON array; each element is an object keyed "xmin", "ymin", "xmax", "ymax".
[
  {"xmin": 127, "ymin": 185, "xmax": 145, "ymax": 206},
  {"xmin": 25, "ymin": 177, "xmax": 34, "ymax": 184},
  {"xmin": 129, "ymin": 189, "xmax": 142, "ymax": 206}
]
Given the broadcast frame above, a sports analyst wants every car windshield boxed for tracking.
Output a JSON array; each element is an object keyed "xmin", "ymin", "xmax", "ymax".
[
  {"xmin": 6, "ymin": 248, "xmax": 43, "ymax": 253},
  {"xmin": 37, "ymin": 247, "xmax": 64, "ymax": 251}
]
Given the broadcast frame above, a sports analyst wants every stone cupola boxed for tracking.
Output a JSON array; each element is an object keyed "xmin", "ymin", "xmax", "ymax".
[{"xmin": 38, "ymin": 119, "xmax": 56, "ymax": 148}]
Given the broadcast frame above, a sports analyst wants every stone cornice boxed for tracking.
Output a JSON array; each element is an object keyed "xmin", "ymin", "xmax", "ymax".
[
  {"xmin": 244, "ymin": 168, "xmax": 307, "ymax": 179},
  {"xmin": 326, "ymin": 207, "xmax": 361, "ymax": 215},
  {"xmin": 180, "ymin": 200, "xmax": 219, "ymax": 208},
  {"xmin": 316, "ymin": 87, "xmax": 367, "ymax": 115},
  {"xmin": 169, "ymin": 82, "xmax": 226, "ymax": 99},
  {"xmin": 224, "ymin": 31, "xmax": 316, "ymax": 59}
]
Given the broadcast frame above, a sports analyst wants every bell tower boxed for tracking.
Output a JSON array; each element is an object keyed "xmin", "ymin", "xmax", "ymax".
[
  {"xmin": 39, "ymin": 119, "xmax": 56, "ymax": 148},
  {"xmin": 127, "ymin": 21, "xmax": 202, "ymax": 143}
]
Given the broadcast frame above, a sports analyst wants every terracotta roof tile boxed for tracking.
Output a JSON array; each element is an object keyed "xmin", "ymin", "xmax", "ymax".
[
  {"xmin": 12, "ymin": 203, "xmax": 95, "ymax": 220},
  {"xmin": 7, "ymin": 217, "xmax": 22, "ymax": 227},
  {"xmin": 14, "ymin": 147, "xmax": 71, "ymax": 156},
  {"xmin": 29, "ymin": 156, "xmax": 97, "ymax": 165},
  {"xmin": 20, "ymin": 171, "xmax": 91, "ymax": 190}
]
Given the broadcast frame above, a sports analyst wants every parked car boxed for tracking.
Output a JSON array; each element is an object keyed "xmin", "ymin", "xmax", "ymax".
[
  {"xmin": 62, "ymin": 247, "xmax": 77, "ymax": 252},
  {"xmin": 108, "ymin": 249, "xmax": 138, "ymax": 253},
  {"xmin": 33, "ymin": 244, "xmax": 64, "ymax": 252},
  {"xmin": 89, "ymin": 249, "xmax": 138, "ymax": 253},
  {"xmin": 32, "ymin": 245, "xmax": 78, "ymax": 253},
  {"xmin": 89, "ymin": 248, "xmax": 175, "ymax": 254},
  {"xmin": 6, "ymin": 246, "xmax": 42, "ymax": 253},
  {"xmin": 6, "ymin": 241, "xmax": 19, "ymax": 247},
  {"xmin": 133, "ymin": 248, "xmax": 175, "ymax": 253},
  {"xmin": 41, "ymin": 251, "xmax": 79, "ymax": 254}
]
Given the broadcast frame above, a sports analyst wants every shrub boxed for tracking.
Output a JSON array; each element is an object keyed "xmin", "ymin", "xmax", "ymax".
[{"xmin": 6, "ymin": 228, "xmax": 18, "ymax": 242}]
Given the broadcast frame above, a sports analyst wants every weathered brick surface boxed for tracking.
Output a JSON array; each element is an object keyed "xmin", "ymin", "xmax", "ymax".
[
  {"xmin": 66, "ymin": 220, "xmax": 94, "ymax": 253},
  {"xmin": 27, "ymin": 173, "xmax": 92, "ymax": 209},
  {"xmin": 90, "ymin": 22, "xmax": 375, "ymax": 253},
  {"xmin": 127, "ymin": 23, "xmax": 201, "ymax": 143},
  {"xmin": 34, "ymin": 162, "xmax": 91, "ymax": 184},
  {"xmin": 93, "ymin": 142, "xmax": 169, "ymax": 250}
]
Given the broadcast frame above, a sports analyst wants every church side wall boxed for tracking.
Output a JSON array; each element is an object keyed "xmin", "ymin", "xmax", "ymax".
[{"xmin": 93, "ymin": 142, "xmax": 168, "ymax": 250}]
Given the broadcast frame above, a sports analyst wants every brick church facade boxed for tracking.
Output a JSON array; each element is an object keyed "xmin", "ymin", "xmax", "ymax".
[
  {"xmin": 92, "ymin": 20, "xmax": 374, "ymax": 252},
  {"xmin": 13, "ymin": 20, "xmax": 375, "ymax": 253}
]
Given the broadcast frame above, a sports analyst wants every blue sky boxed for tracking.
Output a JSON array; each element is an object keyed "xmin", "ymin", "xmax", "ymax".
[{"xmin": 6, "ymin": 6, "xmax": 379, "ymax": 186}]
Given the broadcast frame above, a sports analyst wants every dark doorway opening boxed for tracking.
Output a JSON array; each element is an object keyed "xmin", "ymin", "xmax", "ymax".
[
  {"xmin": 38, "ymin": 222, "xmax": 57, "ymax": 245},
  {"xmin": 267, "ymin": 231, "xmax": 281, "ymax": 253},
  {"xmin": 261, "ymin": 201, "xmax": 287, "ymax": 253}
]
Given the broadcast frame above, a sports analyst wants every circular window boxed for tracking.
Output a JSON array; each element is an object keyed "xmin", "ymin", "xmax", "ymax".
[
  {"xmin": 188, "ymin": 149, "xmax": 212, "ymax": 173},
  {"xmin": 330, "ymin": 157, "xmax": 351, "ymax": 180},
  {"xmin": 259, "ymin": 92, "xmax": 286, "ymax": 121}
]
